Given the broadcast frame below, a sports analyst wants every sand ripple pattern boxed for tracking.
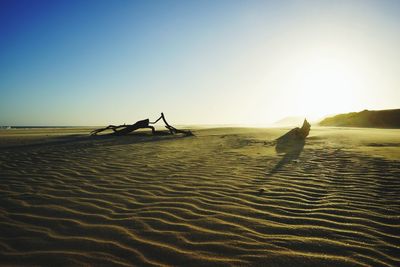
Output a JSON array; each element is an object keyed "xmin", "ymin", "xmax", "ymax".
[{"xmin": 0, "ymin": 129, "xmax": 399, "ymax": 266}]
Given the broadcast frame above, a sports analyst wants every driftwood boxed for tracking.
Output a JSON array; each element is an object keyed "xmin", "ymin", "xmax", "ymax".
[
  {"xmin": 90, "ymin": 113, "xmax": 193, "ymax": 136},
  {"xmin": 275, "ymin": 119, "xmax": 310, "ymax": 154},
  {"xmin": 277, "ymin": 119, "xmax": 311, "ymax": 141},
  {"xmin": 152, "ymin": 113, "xmax": 193, "ymax": 135}
]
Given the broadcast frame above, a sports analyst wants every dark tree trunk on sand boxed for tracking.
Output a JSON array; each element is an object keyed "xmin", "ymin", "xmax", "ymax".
[
  {"xmin": 90, "ymin": 113, "xmax": 193, "ymax": 136},
  {"xmin": 276, "ymin": 119, "xmax": 311, "ymax": 142},
  {"xmin": 275, "ymin": 119, "xmax": 310, "ymax": 154},
  {"xmin": 157, "ymin": 113, "xmax": 193, "ymax": 135}
]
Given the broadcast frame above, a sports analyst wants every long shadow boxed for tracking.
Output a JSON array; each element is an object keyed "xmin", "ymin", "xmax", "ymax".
[
  {"xmin": 267, "ymin": 131, "xmax": 306, "ymax": 176},
  {"xmin": 91, "ymin": 130, "xmax": 193, "ymax": 148},
  {"xmin": 0, "ymin": 130, "xmax": 193, "ymax": 151},
  {"xmin": 0, "ymin": 134, "xmax": 91, "ymax": 151}
]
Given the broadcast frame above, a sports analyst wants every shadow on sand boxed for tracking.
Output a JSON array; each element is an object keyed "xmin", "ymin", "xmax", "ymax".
[
  {"xmin": 267, "ymin": 120, "xmax": 310, "ymax": 176},
  {"xmin": 0, "ymin": 130, "xmax": 193, "ymax": 151},
  {"xmin": 267, "ymin": 137, "xmax": 305, "ymax": 175}
]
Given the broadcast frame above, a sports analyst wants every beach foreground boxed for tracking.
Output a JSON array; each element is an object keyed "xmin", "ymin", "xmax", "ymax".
[{"xmin": 0, "ymin": 127, "xmax": 399, "ymax": 266}]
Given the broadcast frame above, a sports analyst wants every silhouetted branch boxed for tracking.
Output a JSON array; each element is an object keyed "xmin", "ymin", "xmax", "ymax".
[
  {"xmin": 160, "ymin": 112, "xmax": 193, "ymax": 136},
  {"xmin": 90, "ymin": 113, "xmax": 193, "ymax": 136}
]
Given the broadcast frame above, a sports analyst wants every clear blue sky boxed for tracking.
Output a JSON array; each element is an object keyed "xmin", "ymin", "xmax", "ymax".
[{"xmin": 1, "ymin": 0, "xmax": 399, "ymax": 126}]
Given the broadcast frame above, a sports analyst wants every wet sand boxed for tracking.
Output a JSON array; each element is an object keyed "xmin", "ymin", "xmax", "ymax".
[{"xmin": 0, "ymin": 127, "xmax": 399, "ymax": 266}]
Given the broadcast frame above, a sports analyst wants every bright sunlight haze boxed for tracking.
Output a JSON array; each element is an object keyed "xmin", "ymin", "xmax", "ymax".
[{"xmin": 1, "ymin": 0, "xmax": 399, "ymax": 126}]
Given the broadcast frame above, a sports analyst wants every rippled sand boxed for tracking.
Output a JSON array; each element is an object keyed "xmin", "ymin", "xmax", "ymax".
[{"xmin": 0, "ymin": 127, "xmax": 399, "ymax": 266}]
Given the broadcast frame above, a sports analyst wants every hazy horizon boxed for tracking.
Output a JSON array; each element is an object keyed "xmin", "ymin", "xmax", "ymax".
[
  {"xmin": 1, "ymin": 0, "xmax": 400, "ymax": 126},
  {"xmin": 1, "ymin": 108, "xmax": 397, "ymax": 128}
]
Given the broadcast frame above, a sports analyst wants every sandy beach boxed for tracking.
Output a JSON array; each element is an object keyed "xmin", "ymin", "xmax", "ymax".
[{"xmin": 0, "ymin": 127, "xmax": 399, "ymax": 266}]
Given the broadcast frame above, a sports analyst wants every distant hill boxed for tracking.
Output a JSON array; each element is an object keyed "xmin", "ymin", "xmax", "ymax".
[{"xmin": 319, "ymin": 109, "xmax": 400, "ymax": 128}]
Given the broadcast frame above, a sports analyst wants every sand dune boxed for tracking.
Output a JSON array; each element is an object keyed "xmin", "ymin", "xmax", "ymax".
[{"xmin": 0, "ymin": 127, "xmax": 399, "ymax": 266}]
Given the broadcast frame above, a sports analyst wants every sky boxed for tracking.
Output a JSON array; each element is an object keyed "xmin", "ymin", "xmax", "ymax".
[{"xmin": 1, "ymin": 0, "xmax": 399, "ymax": 126}]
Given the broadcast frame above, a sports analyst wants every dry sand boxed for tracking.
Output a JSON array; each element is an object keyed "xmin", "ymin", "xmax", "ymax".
[{"xmin": 0, "ymin": 127, "xmax": 399, "ymax": 266}]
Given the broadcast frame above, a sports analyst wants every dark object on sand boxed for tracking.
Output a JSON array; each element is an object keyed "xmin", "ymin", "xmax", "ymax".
[
  {"xmin": 90, "ymin": 113, "xmax": 193, "ymax": 136},
  {"xmin": 267, "ymin": 119, "xmax": 310, "ymax": 175},
  {"xmin": 277, "ymin": 119, "xmax": 310, "ymax": 141},
  {"xmin": 90, "ymin": 119, "xmax": 155, "ymax": 136},
  {"xmin": 275, "ymin": 119, "xmax": 310, "ymax": 154}
]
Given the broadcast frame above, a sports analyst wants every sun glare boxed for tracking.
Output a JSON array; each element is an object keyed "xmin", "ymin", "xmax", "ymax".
[{"xmin": 288, "ymin": 47, "xmax": 365, "ymax": 120}]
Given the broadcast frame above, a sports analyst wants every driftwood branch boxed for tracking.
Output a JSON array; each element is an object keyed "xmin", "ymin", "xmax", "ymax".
[
  {"xmin": 90, "ymin": 113, "xmax": 193, "ymax": 136},
  {"xmin": 158, "ymin": 112, "xmax": 192, "ymax": 135}
]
